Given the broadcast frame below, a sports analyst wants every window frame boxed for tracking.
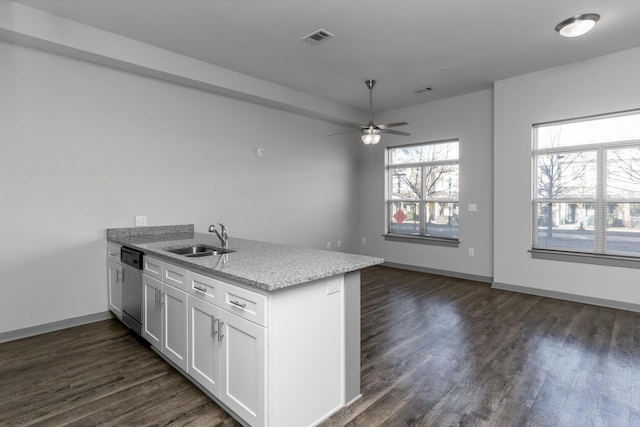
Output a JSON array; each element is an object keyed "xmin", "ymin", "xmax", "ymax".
[
  {"xmin": 384, "ymin": 139, "xmax": 460, "ymax": 246},
  {"xmin": 531, "ymin": 109, "xmax": 640, "ymax": 267}
]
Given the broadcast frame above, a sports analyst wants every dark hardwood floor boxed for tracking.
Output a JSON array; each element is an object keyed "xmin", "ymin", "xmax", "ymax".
[{"xmin": 2, "ymin": 265, "xmax": 640, "ymax": 426}]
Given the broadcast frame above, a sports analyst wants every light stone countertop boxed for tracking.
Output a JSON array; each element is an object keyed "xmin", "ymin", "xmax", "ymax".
[{"xmin": 107, "ymin": 227, "xmax": 383, "ymax": 291}]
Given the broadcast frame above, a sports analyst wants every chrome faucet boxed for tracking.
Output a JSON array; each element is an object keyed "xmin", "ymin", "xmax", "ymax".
[{"xmin": 209, "ymin": 223, "xmax": 228, "ymax": 249}]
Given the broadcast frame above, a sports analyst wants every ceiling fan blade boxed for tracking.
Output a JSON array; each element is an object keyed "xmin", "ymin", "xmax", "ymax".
[
  {"xmin": 377, "ymin": 122, "xmax": 409, "ymax": 129},
  {"xmin": 338, "ymin": 122, "xmax": 365, "ymax": 129},
  {"xmin": 327, "ymin": 129, "xmax": 362, "ymax": 136},
  {"xmin": 380, "ymin": 129, "xmax": 411, "ymax": 136},
  {"xmin": 327, "ymin": 122, "xmax": 367, "ymax": 136}
]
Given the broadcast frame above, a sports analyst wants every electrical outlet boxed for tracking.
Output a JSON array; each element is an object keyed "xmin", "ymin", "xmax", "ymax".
[
  {"xmin": 468, "ymin": 248, "xmax": 475, "ymax": 256},
  {"xmin": 326, "ymin": 241, "xmax": 332, "ymax": 250},
  {"xmin": 326, "ymin": 279, "xmax": 341, "ymax": 295},
  {"xmin": 468, "ymin": 203, "xmax": 477, "ymax": 212},
  {"xmin": 362, "ymin": 237, "xmax": 367, "ymax": 245},
  {"xmin": 135, "ymin": 215, "xmax": 147, "ymax": 226},
  {"xmin": 337, "ymin": 239, "xmax": 341, "ymax": 248}
]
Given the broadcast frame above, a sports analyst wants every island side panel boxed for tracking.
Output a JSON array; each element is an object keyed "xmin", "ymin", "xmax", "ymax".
[
  {"xmin": 268, "ymin": 275, "xmax": 345, "ymax": 427},
  {"xmin": 344, "ymin": 270, "xmax": 361, "ymax": 403}
]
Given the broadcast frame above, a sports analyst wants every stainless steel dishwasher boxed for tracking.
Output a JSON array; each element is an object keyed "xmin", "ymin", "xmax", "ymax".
[{"xmin": 121, "ymin": 246, "xmax": 144, "ymax": 336}]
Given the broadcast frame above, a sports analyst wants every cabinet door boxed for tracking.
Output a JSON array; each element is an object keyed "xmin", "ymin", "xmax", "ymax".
[
  {"xmin": 188, "ymin": 296, "xmax": 221, "ymax": 396},
  {"xmin": 142, "ymin": 274, "xmax": 163, "ymax": 350},
  {"xmin": 220, "ymin": 311, "xmax": 266, "ymax": 427},
  {"xmin": 163, "ymin": 283, "xmax": 189, "ymax": 372},
  {"xmin": 107, "ymin": 260, "xmax": 123, "ymax": 319}
]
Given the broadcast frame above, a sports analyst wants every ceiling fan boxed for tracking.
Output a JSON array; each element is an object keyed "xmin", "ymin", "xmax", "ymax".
[{"xmin": 329, "ymin": 79, "xmax": 410, "ymax": 145}]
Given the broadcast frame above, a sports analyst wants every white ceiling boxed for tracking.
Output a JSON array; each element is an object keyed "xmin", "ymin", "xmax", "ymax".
[{"xmin": 14, "ymin": 0, "xmax": 640, "ymax": 113}]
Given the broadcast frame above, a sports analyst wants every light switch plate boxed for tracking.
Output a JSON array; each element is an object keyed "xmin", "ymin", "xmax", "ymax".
[
  {"xmin": 468, "ymin": 203, "xmax": 477, "ymax": 212},
  {"xmin": 135, "ymin": 215, "xmax": 147, "ymax": 226}
]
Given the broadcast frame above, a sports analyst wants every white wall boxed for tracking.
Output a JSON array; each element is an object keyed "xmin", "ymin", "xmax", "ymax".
[
  {"xmin": 494, "ymin": 47, "xmax": 640, "ymax": 305},
  {"xmin": 358, "ymin": 89, "xmax": 494, "ymax": 280},
  {"xmin": 0, "ymin": 40, "xmax": 361, "ymax": 334}
]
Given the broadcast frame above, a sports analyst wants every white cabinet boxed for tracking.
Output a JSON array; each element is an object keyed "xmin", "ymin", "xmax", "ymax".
[
  {"xmin": 143, "ymin": 256, "xmax": 163, "ymax": 280},
  {"xmin": 163, "ymin": 282, "xmax": 188, "ymax": 371},
  {"xmin": 142, "ymin": 274, "xmax": 163, "ymax": 349},
  {"xmin": 162, "ymin": 263, "xmax": 188, "ymax": 290},
  {"xmin": 188, "ymin": 295, "xmax": 221, "ymax": 396},
  {"xmin": 142, "ymin": 263, "xmax": 189, "ymax": 372},
  {"xmin": 187, "ymin": 285, "xmax": 266, "ymax": 427},
  {"xmin": 136, "ymin": 255, "xmax": 347, "ymax": 427},
  {"xmin": 220, "ymin": 310, "xmax": 266, "ymax": 427},
  {"xmin": 220, "ymin": 282, "xmax": 267, "ymax": 326},
  {"xmin": 188, "ymin": 270, "xmax": 222, "ymax": 306},
  {"xmin": 107, "ymin": 260, "xmax": 123, "ymax": 319},
  {"xmin": 106, "ymin": 244, "xmax": 122, "ymax": 319}
]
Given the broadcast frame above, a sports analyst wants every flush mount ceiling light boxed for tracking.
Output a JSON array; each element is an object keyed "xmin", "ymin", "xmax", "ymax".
[{"xmin": 555, "ymin": 13, "xmax": 600, "ymax": 38}]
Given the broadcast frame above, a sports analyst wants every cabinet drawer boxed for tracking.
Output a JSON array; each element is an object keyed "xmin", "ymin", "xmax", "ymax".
[
  {"xmin": 107, "ymin": 244, "xmax": 121, "ymax": 264},
  {"xmin": 144, "ymin": 256, "xmax": 163, "ymax": 281},
  {"xmin": 188, "ymin": 271, "xmax": 222, "ymax": 306},
  {"xmin": 163, "ymin": 263, "xmax": 188, "ymax": 292},
  {"xmin": 221, "ymin": 283, "xmax": 267, "ymax": 327}
]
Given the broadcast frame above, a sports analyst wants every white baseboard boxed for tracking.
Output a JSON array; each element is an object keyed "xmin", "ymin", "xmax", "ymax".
[
  {"xmin": 383, "ymin": 261, "xmax": 493, "ymax": 283},
  {"xmin": 492, "ymin": 282, "xmax": 640, "ymax": 313},
  {"xmin": 0, "ymin": 311, "xmax": 113, "ymax": 344}
]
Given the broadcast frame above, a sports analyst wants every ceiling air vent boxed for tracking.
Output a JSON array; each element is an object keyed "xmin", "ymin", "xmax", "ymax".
[{"xmin": 302, "ymin": 29, "xmax": 335, "ymax": 46}]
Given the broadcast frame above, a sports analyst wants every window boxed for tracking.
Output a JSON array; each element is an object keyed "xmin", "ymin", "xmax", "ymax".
[
  {"xmin": 386, "ymin": 140, "xmax": 459, "ymax": 242},
  {"xmin": 533, "ymin": 110, "xmax": 640, "ymax": 258}
]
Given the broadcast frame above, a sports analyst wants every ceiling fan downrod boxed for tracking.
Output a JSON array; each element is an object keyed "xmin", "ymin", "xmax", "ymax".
[{"xmin": 366, "ymin": 79, "xmax": 376, "ymax": 127}]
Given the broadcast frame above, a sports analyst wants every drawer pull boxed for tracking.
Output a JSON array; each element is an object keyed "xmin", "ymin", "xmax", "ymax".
[
  {"xmin": 211, "ymin": 316, "xmax": 217, "ymax": 338},
  {"xmin": 194, "ymin": 285, "xmax": 207, "ymax": 293},
  {"xmin": 229, "ymin": 300, "xmax": 246, "ymax": 309}
]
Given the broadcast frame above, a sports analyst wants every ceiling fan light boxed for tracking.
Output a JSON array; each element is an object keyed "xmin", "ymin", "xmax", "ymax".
[
  {"xmin": 361, "ymin": 133, "xmax": 381, "ymax": 145},
  {"xmin": 555, "ymin": 13, "xmax": 600, "ymax": 37}
]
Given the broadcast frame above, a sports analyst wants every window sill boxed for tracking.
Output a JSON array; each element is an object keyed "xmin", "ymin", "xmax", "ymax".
[
  {"xmin": 383, "ymin": 234, "xmax": 460, "ymax": 248},
  {"xmin": 529, "ymin": 248, "xmax": 640, "ymax": 269}
]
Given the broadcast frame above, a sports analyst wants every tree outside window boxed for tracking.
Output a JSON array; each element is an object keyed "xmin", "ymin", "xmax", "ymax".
[
  {"xmin": 387, "ymin": 140, "xmax": 459, "ymax": 240},
  {"xmin": 533, "ymin": 111, "xmax": 640, "ymax": 256}
]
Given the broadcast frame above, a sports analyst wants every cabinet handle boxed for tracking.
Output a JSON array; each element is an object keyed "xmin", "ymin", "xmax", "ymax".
[
  {"xmin": 160, "ymin": 291, "xmax": 165, "ymax": 306},
  {"xmin": 154, "ymin": 288, "xmax": 159, "ymax": 306},
  {"xmin": 229, "ymin": 300, "xmax": 246, "ymax": 309},
  {"xmin": 116, "ymin": 269, "xmax": 121, "ymax": 283},
  {"xmin": 218, "ymin": 321, "xmax": 225, "ymax": 342},
  {"xmin": 211, "ymin": 316, "xmax": 217, "ymax": 338},
  {"xmin": 194, "ymin": 285, "xmax": 207, "ymax": 293}
]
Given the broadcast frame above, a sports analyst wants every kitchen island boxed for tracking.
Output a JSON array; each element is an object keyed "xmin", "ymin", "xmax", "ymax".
[{"xmin": 106, "ymin": 225, "xmax": 383, "ymax": 427}]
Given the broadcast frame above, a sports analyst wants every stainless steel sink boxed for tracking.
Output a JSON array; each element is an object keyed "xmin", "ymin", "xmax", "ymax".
[{"xmin": 164, "ymin": 245, "xmax": 234, "ymax": 257}]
